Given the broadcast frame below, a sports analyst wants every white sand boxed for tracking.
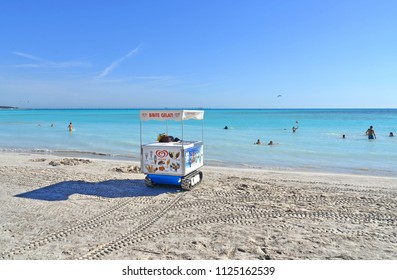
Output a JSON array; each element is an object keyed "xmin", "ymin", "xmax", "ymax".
[{"xmin": 0, "ymin": 152, "xmax": 396, "ymax": 260}]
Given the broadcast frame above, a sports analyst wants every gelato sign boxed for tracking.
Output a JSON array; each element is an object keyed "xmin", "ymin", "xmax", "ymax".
[{"xmin": 140, "ymin": 110, "xmax": 204, "ymax": 121}]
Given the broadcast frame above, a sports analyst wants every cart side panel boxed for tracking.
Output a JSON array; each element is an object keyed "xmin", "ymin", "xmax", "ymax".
[
  {"xmin": 184, "ymin": 144, "xmax": 204, "ymax": 175},
  {"xmin": 142, "ymin": 145, "xmax": 184, "ymax": 176}
]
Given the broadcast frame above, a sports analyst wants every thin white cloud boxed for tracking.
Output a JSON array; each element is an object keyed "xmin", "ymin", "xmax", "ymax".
[
  {"xmin": 95, "ymin": 47, "xmax": 140, "ymax": 79},
  {"xmin": 11, "ymin": 62, "xmax": 89, "ymax": 69},
  {"xmin": 12, "ymin": 51, "xmax": 90, "ymax": 68},
  {"xmin": 13, "ymin": 51, "xmax": 46, "ymax": 62}
]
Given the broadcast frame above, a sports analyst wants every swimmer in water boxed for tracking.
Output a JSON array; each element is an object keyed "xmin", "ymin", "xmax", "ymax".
[{"xmin": 365, "ymin": 126, "xmax": 376, "ymax": 139}]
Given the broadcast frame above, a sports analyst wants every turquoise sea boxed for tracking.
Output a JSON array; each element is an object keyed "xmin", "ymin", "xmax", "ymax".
[{"xmin": 1, "ymin": 108, "xmax": 396, "ymax": 177}]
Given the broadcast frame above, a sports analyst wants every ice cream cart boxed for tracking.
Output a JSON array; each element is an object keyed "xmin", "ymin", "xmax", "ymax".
[{"xmin": 140, "ymin": 110, "xmax": 204, "ymax": 190}]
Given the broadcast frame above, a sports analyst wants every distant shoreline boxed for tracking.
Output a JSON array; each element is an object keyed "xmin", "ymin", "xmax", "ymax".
[{"xmin": 0, "ymin": 106, "xmax": 18, "ymax": 109}]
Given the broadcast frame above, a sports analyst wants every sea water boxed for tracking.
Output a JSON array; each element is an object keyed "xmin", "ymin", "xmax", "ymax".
[{"xmin": 0, "ymin": 108, "xmax": 396, "ymax": 177}]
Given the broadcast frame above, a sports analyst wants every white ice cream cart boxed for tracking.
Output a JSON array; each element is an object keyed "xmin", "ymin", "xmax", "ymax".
[{"xmin": 140, "ymin": 110, "xmax": 204, "ymax": 190}]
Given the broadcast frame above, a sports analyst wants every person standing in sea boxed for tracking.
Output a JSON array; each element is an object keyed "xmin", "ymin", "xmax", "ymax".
[
  {"xmin": 68, "ymin": 122, "xmax": 73, "ymax": 132},
  {"xmin": 366, "ymin": 126, "xmax": 376, "ymax": 139}
]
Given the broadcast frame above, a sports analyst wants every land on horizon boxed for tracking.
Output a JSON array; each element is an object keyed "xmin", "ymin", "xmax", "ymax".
[{"xmin": 0, "ymin": 106, "xmax": 18, "ymax": 109}]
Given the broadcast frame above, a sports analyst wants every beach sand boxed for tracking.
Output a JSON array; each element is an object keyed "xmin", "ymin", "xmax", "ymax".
[{"xmin": 1, "ymin": 152, "xmax": 396, "ymax": 260}]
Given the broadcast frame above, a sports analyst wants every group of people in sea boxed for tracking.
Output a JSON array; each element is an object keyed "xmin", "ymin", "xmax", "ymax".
[
  {"xmin": 255, "ymin": 139, "xmax": 275, "ymax": 145},
  {"xmin": 38, "ymin": 122, "xmax": 73, "ymax": 132},
  {"xmin": 254, "ymin": 122, "xmax": 298, "ymax": 145},
  {"xmin": 342, "ymin": 126, "xmax": 394, "ymax": 140},
  {"xmin": 222, "ymin": 123, "xmax": 394, "ymax": 146},
  {"xmin": 352, "ymin": 126, "xmax": 394, "ymax": 140}
]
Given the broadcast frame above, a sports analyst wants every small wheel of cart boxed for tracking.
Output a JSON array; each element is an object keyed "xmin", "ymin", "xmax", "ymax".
[
  {"xmin": 181, "ymin": 170, "xmax": 203, "ymax": 191},
  {"xmin": 144, "ymin": 175, "xmax": 155, "ymax": 187}
]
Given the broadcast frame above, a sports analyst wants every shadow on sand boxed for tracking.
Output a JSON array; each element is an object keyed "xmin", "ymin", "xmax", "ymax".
[{"xmin": 15, "ymin": 179, "xmax": 181, "ymax": 201}]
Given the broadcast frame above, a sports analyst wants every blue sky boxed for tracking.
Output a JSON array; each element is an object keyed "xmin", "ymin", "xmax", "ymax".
[{"xmin": 0, "ymin": 0, "xmax": 396, "ymax": 108}]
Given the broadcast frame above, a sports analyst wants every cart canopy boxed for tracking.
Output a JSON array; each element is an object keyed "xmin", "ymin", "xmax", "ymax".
[{"xmin": 140, "ymin": 110, "xmax": 204, "ymax": 121}]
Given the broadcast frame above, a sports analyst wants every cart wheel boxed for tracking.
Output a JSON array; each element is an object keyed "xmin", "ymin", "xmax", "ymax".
[
  {"xmin": 181, "ymin": 171, "xmax": 203, "ymax": 191},
  {"xmin": 145, "ymin": 176, "xmax": 155, "ymax": 187},
  {"xmin": 181, "ymin": 179, "xmax": 192, "ymax": 191}
]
